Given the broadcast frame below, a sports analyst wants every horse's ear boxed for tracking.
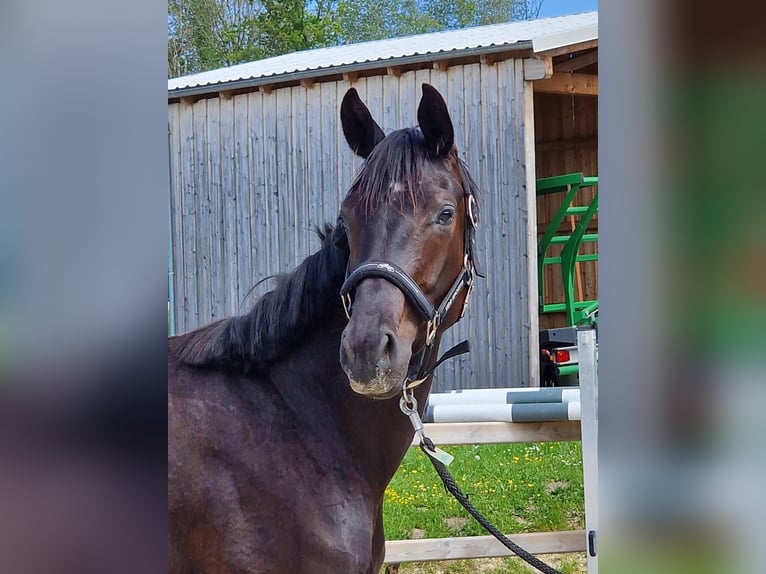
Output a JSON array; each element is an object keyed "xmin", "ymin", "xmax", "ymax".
[
  {"xmin": 340, "ymin": 88, "xmax": 385, "ymax": 158},
  {"xmin": 417, "ymin": 83, "xmax": 454, "ymax": 157}
]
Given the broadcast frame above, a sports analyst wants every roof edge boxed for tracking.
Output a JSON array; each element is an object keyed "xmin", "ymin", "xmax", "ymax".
[
  {"xmin": 532, "ymin": 23, "xmax": 598, "ymax": 53},
  {"xmin": 168, "ymin": 40, "xmax": 534, "ymax": 100}
]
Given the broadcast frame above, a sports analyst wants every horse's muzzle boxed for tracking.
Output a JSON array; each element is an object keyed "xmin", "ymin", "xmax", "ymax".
[{"xmin": 339, "ymin": 320, "xmax": 411, "ymax": 399}]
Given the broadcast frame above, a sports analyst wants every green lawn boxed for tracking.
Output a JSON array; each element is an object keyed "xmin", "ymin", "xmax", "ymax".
[
  {"xmin": 382, "ymin": 442, "xmax": 585, "ymax": 573},
  {"xmin": 384, "ymin": 442, "xmax": 584, "ymax": 540}
]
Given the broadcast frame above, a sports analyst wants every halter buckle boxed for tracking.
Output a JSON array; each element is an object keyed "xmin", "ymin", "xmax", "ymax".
[
  {"xmin": 460, "ymin": 282, "xmax": 474, "ymax": 319},
  {"xmin": 405, "ymin": 375, "xmax": 429, "ymax": 390},
  {"xmin": 426, "ymin": 315, "xmax": 439, "ymax": 346}
]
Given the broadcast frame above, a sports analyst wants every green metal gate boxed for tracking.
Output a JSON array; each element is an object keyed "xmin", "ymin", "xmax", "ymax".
[{"xmin": 536, "ymin": 173, "xmax": 599, "ymax": 327}]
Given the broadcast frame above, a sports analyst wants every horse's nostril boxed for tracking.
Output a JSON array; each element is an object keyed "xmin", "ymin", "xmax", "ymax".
[
  {"xmin": 381, "ymin": 330, "xmax": 398, "ymax": 360},
  {"xmin": 383, "ymin": 332, "xmax": 395, "ymax": 356},
  {"xmin": 375, "ymin": 331, "xmax": 396, "ymax": 374}
]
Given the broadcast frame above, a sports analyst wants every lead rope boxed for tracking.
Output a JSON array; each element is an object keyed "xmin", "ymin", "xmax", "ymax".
[{"xmin": 400, "ymin": 390, "xmax": 564, "ymax": 574}]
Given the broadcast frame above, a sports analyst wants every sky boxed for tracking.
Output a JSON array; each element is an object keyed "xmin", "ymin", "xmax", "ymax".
[{"xmin": 537, "ymin": 0, "xmax": 598, "ymax": 18}]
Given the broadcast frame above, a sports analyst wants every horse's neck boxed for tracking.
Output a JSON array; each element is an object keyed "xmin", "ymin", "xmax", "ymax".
[
  {"xmin": 271, "ymin": 322, "xmax": 433, "ymax": 496},
  {"xmin": 338, "ymin": 382, "xmax": 432, "ymax": 495}
]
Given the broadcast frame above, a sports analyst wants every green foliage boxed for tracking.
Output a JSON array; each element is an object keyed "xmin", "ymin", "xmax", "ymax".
[{"xmin": 168, "ymin": 0, "xmax": 544, "ymax": 78}]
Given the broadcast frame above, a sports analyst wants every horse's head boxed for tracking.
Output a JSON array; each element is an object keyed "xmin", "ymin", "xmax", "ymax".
[{"xmin": 338, "ymin": 84, "xmax": 479, "ymax": 399}]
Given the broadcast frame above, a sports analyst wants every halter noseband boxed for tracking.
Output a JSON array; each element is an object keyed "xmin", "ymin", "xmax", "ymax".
[{"xmin": 339, "ymin": 161, "xmax": 480, "ymax": 388}]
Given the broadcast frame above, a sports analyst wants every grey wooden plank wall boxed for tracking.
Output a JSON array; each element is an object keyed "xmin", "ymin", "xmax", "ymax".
[{"xmin": 168, "ymin": 59, "xmax": 532, "ymax": 390}]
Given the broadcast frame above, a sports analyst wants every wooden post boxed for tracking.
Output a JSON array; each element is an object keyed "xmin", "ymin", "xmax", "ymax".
[
  {"xmin": 555, "ymin": 51, "xmax": 598, "ymax": 73},
  {"xmin": 523, "ymin": 57, "xmax": 553, "ymax": 80}
]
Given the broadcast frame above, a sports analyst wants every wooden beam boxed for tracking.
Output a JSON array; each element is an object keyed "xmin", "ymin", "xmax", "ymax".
[
  {"xmin": 180, "ymin": 96, "xmax": 197, "ymax": 106},
  {"xmin": 432, "ymin": 60, "xmax": 450, "ymax": 71},
  {"xmin": 523, "ymin": 57, "xmax": 553, "ymax": 80},
  {"xmin": 479, "ymin": 54, "xmax": 496, "ymax": 66},
  {"xmin": 409, "ymin": 421, "xmax": 581, "ymax": 446},
  {"xmin": 536, "ymin": 39, "xmax": 598, "ymax": 58},
  {"xmin": 217, "ymin": 90, "xmax": 233, "ymax": 100},
  {"xmin": 555, "ymin": 50, "xmax": 598, "ymax": 72},
  {"xmin": 534, "ymin": 72, "xmax": 598, "ymax": 96},
  {"xmin": 385, "ymin": 530, "xmax": 587, "ymax": 563},
  {"xmin": 299, "ymin": 78, "xmax": 314, "ymax": 89},
  {"xmin": 343, "ymin": 72, "xmax": 359, "ymax": 83},
  {"xmin": 386, "ymin": 66, "xmax": 403, "ymax": 77},
  {"xmin": 259, "ymin": 84, "xmax": 273, "ymax": 94}
]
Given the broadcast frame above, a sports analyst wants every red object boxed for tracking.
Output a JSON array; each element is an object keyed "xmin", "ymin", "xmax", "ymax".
[{"xmin": 554, "ymin": 349, "xmax": 570, "ymax": 363}]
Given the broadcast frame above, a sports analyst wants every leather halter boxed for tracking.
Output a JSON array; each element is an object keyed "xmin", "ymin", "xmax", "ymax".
[{"xmin": 339, "ymin": 160, "xmax": 480, "ymax": 388}]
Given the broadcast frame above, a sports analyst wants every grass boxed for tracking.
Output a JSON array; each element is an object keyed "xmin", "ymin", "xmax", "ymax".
[
  {"xmin": 381, "ymin": 442, "xmax": 585, "ymax": 573},
  {"xmin": 384, "ymin": 442, "xmax": 584, "ymax": 540}
]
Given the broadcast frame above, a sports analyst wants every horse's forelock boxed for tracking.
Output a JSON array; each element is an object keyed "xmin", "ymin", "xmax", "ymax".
[{"xmin": 347, "ymin": 128, "xmax": 430, "ymax": 215}]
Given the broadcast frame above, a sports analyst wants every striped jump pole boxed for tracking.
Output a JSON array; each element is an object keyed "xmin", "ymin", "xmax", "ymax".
[
  {"xmin": 423, "ymin": 401, "xmax": 581, "ymax": 423},
  {"xmin": 427, "ymin": 387, "xmax": 580, "ymax": 406}
]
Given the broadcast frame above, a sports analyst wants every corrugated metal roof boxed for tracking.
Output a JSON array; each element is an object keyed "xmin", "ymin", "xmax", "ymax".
[{"xmin": 168, "ymin": 11, "xmax": 597, "ymax": 97}]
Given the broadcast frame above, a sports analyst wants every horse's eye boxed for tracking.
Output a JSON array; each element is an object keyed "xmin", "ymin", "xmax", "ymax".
[{"xmin": 437, "ymin": 207, "xmax": 455, "ymax": 225}]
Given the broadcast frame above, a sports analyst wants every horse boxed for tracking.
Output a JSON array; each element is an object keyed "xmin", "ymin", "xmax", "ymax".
[{"xmin": 168, "ymin": 83, "xmax": 481, "ymax": 574}]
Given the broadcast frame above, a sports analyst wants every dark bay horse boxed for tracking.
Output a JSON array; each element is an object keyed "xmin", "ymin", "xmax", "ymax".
[{"xmin": 169, "ymin": 84, "xmax": 480, "ymax": 573}]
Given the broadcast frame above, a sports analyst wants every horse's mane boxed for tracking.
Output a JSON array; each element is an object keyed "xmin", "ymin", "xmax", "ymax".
[
  {"xmin": 347, "ymin": 127, "xmax": 482, "ymax": 216},
  {"xmin": 172, "ymin": 223, "xmax": 349, "ymax": 374}
]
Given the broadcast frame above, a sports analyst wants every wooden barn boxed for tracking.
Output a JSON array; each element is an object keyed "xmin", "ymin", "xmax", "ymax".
[{"xmin": 167, "ymin": 11, "xmax": 598, "ymax": 390}]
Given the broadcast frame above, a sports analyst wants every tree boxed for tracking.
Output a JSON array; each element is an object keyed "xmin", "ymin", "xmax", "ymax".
[
  {"xmin": 335, "ymin": 0, "xmax": 545, "ymax": 43},
  {"xmin": 168, "ymin": 0, "xmax": 546, "ymax": 77}
]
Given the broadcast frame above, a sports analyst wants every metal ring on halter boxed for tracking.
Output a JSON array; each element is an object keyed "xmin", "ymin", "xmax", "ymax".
[
  {"xmin": 341, "ymin": 293, "xmax": 352, "ymax": 320},
  {"xmin": 399, "ymin": 387, "xmax": 417, "ymax": 412},
  {"xmin": 467, "ymin": 194, "xmax": 478, "ymax": 228}
]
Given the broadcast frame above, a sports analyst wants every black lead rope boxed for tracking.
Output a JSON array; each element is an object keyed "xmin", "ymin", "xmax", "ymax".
[
  {"xmin": 418, "ymin": 436, "xmax": 564, "ymax": 574},
  {"xmin": 403, "ymin": 340, "xmax": 564, "ymax": 574}
]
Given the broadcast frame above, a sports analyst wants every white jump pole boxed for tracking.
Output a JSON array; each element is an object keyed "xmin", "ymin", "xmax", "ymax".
[
  {"xmin": 424, "ymin": 401, "xmax": 581, "ymax": 423},
  {"xmin": 427, "ymin": 387, "xmax": 580, "ymax": 406}
]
